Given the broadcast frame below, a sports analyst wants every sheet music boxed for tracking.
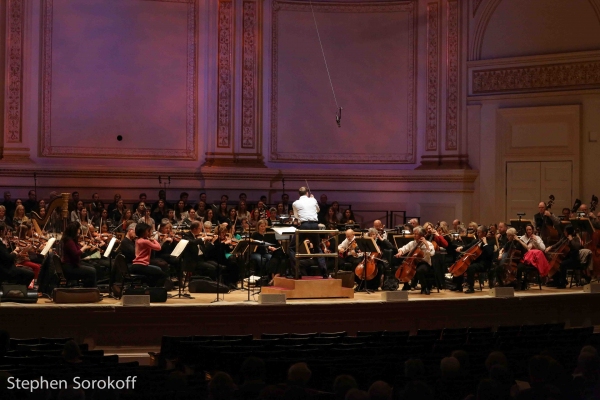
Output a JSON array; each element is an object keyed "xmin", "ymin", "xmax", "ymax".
[
  {"xmin": 40, "ymin": 238, "xmax": 56, "ymax": 256},
  {"xmin": 271, "ymin": 226, "xmax": 296, "ymax": 235},
  {"xmin": 103, "ymin": 237, "xmax": 118, "ymax": 258},
  {"xmin": 170, "ymin": 239, "xmax": 189, "ymax": 258}
]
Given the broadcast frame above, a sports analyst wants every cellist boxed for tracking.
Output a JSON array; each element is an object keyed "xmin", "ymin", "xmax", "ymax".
[
  {"xmin": 394, "ymin": 227, "xmax": 435, "ymax": 295},
  {"xmin": 454, "ymin": 225, "xmax": 495, "ymax": 294},
  {"xmin": 545, "ymin": 224, "xmax": 581, "ymax": 289},
  {"xmin": 495, "ymin": 228, "xmax": 528, "ymax": 290}
]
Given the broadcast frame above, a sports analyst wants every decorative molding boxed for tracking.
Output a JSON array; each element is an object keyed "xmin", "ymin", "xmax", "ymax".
[
  {"xmin": 445, "ymin": 0, "xmax": 459, "ymax": 151},
  {"xmin": 270, "ymin": 0, "xmax": 417, "ymax": 163},
  {"xmin": 426, "ymin": 2, "xmax": 439, "ymax": 151},
  {"xmin": 470, "ymin": 0, "xmax": 501, "ymax": 60},
  {"xmin": 242, "ymin": 1, "xmax": 257, "ymax": 149},
  {"xmin": 217, "ymin": 0, "xmax": 234, "ymax": 148},
  {"xmin": 472, "ymin": 61, "xmax": 600, "ymax": 95},
  {"xmin": 40, "ymin": 0, "xmax": 197, "ymax": 160},
  {"xmin": 472, "ymin": 0, "xmax": 483, "ymax": 16},
  {"xmin": 6, "ymin": 0, "xmax": 24, "ymax": 144}
]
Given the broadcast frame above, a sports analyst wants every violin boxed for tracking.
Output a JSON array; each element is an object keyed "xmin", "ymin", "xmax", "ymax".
[{"xmin": 339, "ymin": 238, "xmax": 358, "ymax": 258}]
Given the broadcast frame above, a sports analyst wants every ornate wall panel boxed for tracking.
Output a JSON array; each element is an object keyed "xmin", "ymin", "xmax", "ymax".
[
  {"xmin": 40, "ymin": 0, "xmax": 197, "ymax": 159},
  {"xmin": 217, "ymin": 0, "xmax": 233, "ymax": 148},
  {"xmin": 426, "ymin": 2, "xmax": 439, "ymax": 151},
  {"xmin": 445, "ymin": 0, "xmax": 459, "ymax": 151},
  {"xmin": 472, "ymin": 61, "xmax": 600, "ymax": 95},
  {"xmin": 270, "ymin": 0, "xmax": 417, "ymax": 164},
  {"xmin": 5, "ymin": 0, "xmax": 24, "ymax": 144},
  {"xmin": 472, "ymin": 0, "xmax": 482, "ymax": 16},
  {"xmin": 241, "ymin": 1, "xmax": 258, "ymax": 149}
]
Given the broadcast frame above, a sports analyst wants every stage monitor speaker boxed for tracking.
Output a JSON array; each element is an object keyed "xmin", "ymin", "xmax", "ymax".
[
  {"xmin": 53, "ymin": 288, "xmax": 102, "ymax": 304},
  {"xmin": 583, "ymin": 283, "xmax": 600, "ymax": 293},
  {"xmin": 381, "ymin": 291, "xmax": 408, "ymax": 302},
  {"xmin": 0, "ymin": 284, "xmax": 38, "ymax": 303},
  {"xmin": 489, "ymin": 287, "xmax": 514, "ymax": 298},
  {"xmin": 189, "ymin": 278, "xmax": 229, "ymax": 294},
  {"xmin": 122, "ymin": 295, "xmax": 151, "ymax": 307},
  {"xmin": 259, "ymin": 294, "xmax": 286, "ymax": 304},
  {"xmin": 123, "ymin": 287, "xmax": 167, "ymax": 302}
]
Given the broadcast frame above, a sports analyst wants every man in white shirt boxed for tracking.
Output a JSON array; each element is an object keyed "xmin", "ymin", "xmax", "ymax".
[
  {"xmin": 338, "ymin": 229, "xmax": 363, "ymax": 272},
  {"xmin": 394, "ymin": 226, "xmax": 435, "ymax": 295},
  {"xmin": 292, "ymin": 187, "xmax": 326, "ymax": 278}
]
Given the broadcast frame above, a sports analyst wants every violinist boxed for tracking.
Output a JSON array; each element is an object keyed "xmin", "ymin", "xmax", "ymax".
[
  {"xmin": 520, "ymin": 224, "xmax": 545, "ymax": 251},
  {"xmin": 373, "ymin": 221, "xmax": 395, "ymax": 250},
  {"xmin": 455, "ymin": 225, "xmax": 495, "ymax": 294},
  {"xmin": 545, "ymin": 224, "xmax": 581, "ymax": 289},
  {"xmin": 394, "ymin": 227, "xmax": 435, "ymax": 294},
  {"xmin": 14, "ymin": 222, "xmax": 42, "ymax": 284},
  {"xmin": 0, "ymin": 222, "xmax": 35, "ymax": 286},
  {"xmin": 203, "ymin": 225, "xmax": 240, "ymax": 289},
  {"xmin": 181, "ymin": 221, "xmax": 219, "ymax": 280},
  {"xmin": 61, "ymin": 222, "xmax": 97, "ymax": 288},
  {"xmin": 118, "ymin": 223, "xmax": 137, "ymax": 264},
  {"xmin": 373, "ymin": 220, "xmax": 388, "ymax": 241},
  {"xmin": 338, "ymin": 229, "xmax": 363, "ymax": 271},
  {"xmin": 130, "ymin": 222, "xmax": 167, "ymax": 287}
]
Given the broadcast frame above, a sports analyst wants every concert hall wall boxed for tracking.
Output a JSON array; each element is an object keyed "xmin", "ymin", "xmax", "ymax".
[{"xmin": 1, "ymin": 0, "xmax": 600, "ymax": 224}]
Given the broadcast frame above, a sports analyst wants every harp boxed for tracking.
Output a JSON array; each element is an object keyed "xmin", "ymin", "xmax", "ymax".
[{"xmin": 30, "ymin": 193, "xmax": 70, "ymax": 235}]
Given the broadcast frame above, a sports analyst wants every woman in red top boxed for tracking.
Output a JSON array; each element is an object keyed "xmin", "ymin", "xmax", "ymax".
[
  {"xmin": 130, "ymin": 222, "xmax": 167, "ymax": 287},
  {"xmin": 61, "ymin": 222, "xmax": 97, "ymax": 287}
]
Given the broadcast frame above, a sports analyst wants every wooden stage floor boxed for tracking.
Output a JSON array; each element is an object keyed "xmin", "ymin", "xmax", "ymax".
[{"xmin": 2, "ymin": 285, "xmax": 600, "ymax": 349}]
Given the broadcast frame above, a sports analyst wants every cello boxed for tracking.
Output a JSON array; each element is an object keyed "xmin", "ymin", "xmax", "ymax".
[
  {"xmin": 395, "ymin": 245, "xmax": 424, "ymax": 282},
  {"xmin": 448, "ymin": 239, "xmax": 482, "ymax": 277},
  {"xmin": 498, "ymin": 239, "xmax": 522, "ymax": 285},
  {"xmin": 587, "ymin": 195, "xmax": 600, "ymax": 278},
  {"xmin": 355, "ymin": 234, "xmax": 381, "ymax": 281},
  {"xmin": 546, "ymin": 236, "xmax": 570, "ymax": 278}
]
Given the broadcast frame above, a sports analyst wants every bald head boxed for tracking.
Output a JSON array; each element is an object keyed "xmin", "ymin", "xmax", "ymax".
[
  {"xmin": 298, "ymin": 187, "xmax": 308, "ymax": 196},
  {"xmin": 373, "ymin": 220, "xmax": 383, "ymax": 230}
]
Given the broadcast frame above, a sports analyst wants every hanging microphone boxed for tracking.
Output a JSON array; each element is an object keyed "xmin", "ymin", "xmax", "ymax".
[
  {"xmin": 336, "ymin": 107, "xmax": 342, "ymax": 128},
  {"xmin": 159, "ymin": 176, "xmax": 162, "ymax": 184}
]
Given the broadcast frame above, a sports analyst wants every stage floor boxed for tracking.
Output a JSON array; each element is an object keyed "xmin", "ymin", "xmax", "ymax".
[
  {"xmin": 2, "ymin": 285, "xmax": 599, "ymax": 348},
  {"xmin": 2, "ymin": 284, "xmax": 593, "ymax": 307}
]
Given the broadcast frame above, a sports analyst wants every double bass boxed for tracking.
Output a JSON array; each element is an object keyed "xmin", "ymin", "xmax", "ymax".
[
  {"xmin": 448, "ymin": 239, "xmax": 482, "ymax": 277},
  {"xmin": 540, "ymin": 195, "xmax": 559, "ymax": 245}
]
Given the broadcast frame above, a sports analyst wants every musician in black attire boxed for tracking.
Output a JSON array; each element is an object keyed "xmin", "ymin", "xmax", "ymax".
[
  {"xmin": 250, "ymin": 220, "xmax": 276, "ymax": 276},
  {"xmin": 0, "ymin": 222, "xmax": 35, "ymax": 285},
  {"xmin": 455, "ymin": 225, "xmax": 495, "ymax": 293},
  {"xmin": 495, "ymin": 228, "xmax": 529, "ymax": 289},
  {"xmin": 118, "ymin": 224, "xmax": 137, "ymax": 264},
  {"xmin": 203, "ymin": 225, "xmax": 240, "ymax": 288},
  {"xmin": 534, "ymin": 202, "xmax": 561, "ymax": 238},
  {"xmin": 547, "ymin": 224, "xmax": 581, "ymax": 289},
  {"xmin": 181, "ymin": 221, "xmax": 219, "ymax": 280}
]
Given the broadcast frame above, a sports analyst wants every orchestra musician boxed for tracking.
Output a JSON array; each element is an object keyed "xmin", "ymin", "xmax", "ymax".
[
  {"xmin": 521, "ymin": 224, "xmax": 546, "ymax": 251},
  {"xmin": 534, "ymin": 201, "xmax": 561, "ymax": 241},
  {"xmin": 181, "ymin": 221, "xmax": 219, "ymax": 280},
  {"xmin": 250, "ymin": 219, "xmax": 277, "ymax": 276},
  {"xmin": 202, "ymin": 224, "xmax": 240, "ymax": 289},
  {"xmin": 338, "ymin": 229, "xmax": 363, "ymax": 272},
  {"xmin": 497, "ymin": 222, "xmax": 509, "ymax": 249},
  {"xmin": 424, "ymin": 222, "xmax": 448, "ymax": 288},
  {"xmin": 118, "ymin": 223, "xmax": 137, "ymax": 264},
  {"xmin": 455, "ymin": 225, "xmax": 495, "ymax": 294},
  {"xmin": 545, "ymin": 224, "xmax": 581, "ymax": 289},
  {"xmin": 130, "ymin": 222, "xmax": 167, "ymax": 287},
  {"xmin": 495, "ymin": 228, "xmax": 529, "ymax": 290},
  {"xmin": 61, "ymin": 222, "xmax": 97, "ymax": 288},
  {"xmin": 394, "ymin": 226, "xmax": 435, "ymax": 295},
  {"xmin": 0, "ymin": 222, "xmax": 35, "ymax": 286}
]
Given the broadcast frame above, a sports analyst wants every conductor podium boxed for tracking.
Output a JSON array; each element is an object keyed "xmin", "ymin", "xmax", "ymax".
[{"xmin": 261, "ymin": 229, "xmax": 354, "ymax": 299}]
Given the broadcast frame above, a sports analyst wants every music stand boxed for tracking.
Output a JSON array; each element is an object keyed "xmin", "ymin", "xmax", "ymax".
[
  {"xmin": 231, "ymin": 239, "xmax": 256, "ymax": 301},
  {"xmin": 570, "ymin": 218, "xmax": 595, "ymax": 243},
  {"xmin": 102, "ymin": 237, "xmax": 118, "ymax": 299},
  {"xmin": 169, "ymin": 239, "xmax": 194, "ymax": 299},
  {"xmin": 509, "ymin": 219, "xmax": 532, "ymax": 236},
  {"xmin": 354, "ymin": 237, "xmax": 380, "ymax": 294}
]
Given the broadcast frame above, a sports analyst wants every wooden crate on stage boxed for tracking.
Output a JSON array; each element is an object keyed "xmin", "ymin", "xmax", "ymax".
[{"xmin": 261, "ymin": 277, "xmax": 354, "ymax": 299}]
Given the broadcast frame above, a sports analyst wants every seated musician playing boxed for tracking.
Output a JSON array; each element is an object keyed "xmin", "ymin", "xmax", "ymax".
[
  {"xmin": 545, "ymin": 224, "xmax": 581, "ymax": 289},
  {"xmin": 0, "ymin": 222, "xmax": 35, "ymax": 286},
  {"xmin": 250, "ymin": 219, "xmax": 277, "ymax": 276},
  {"xmin": 455, "ymin": 225, "xmax": 495, "ymax": 294},
  {"xmin": 130, "ymin": 222, "xmax": 167, "ymax": 288},
  {"xmin": 521, "ymin": 224, "xmax": 545, "ymax": 251},
  {"xmin": 181, "ymin": 221, "xmax": 219, "ymax": 280},
  {"xmin": 394, "ymin": 226, "xmax": 435, "ymax": 295},
  {"xmin": 203, "ymin": 225, "xmax": 240, "ymax": 289},
  {"xmin": 338, "ymin": 229, "xmax": 363, "ymax": 272},
  {"xmin": 495, "ymin": 228, "xmax": 529, "ymax": 290},
  {"xmin": 61, "ymin": 222, "xmax": 97, "ymax": 288}
]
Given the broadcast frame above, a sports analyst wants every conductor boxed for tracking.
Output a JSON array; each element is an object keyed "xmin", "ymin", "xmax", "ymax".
[{"xmin": 292, "ymin": 187, "xmax": 327, "ymax": 278}]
